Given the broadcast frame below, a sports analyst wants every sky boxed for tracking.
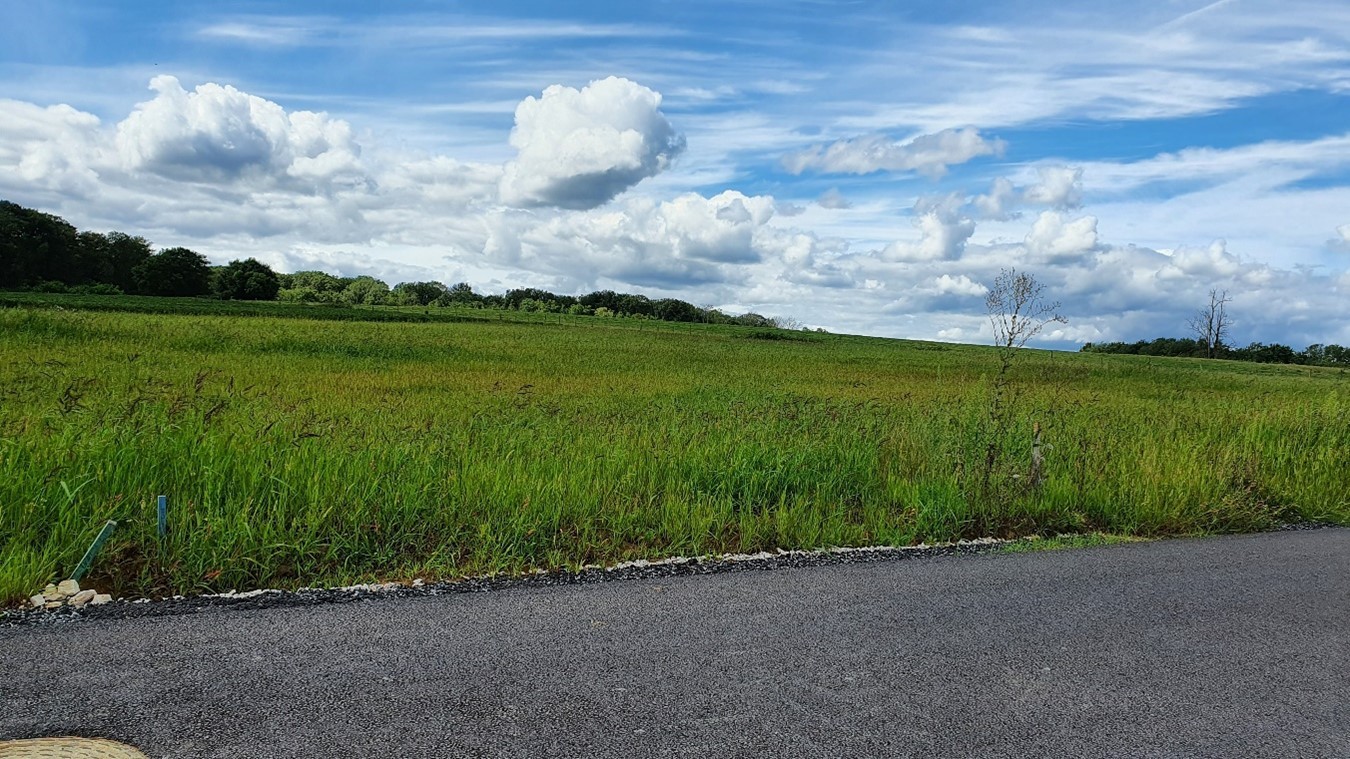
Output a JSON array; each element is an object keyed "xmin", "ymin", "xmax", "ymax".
[{"xmin": 2, "ymin": 0, "xmax": 1348, "ymax": 348}]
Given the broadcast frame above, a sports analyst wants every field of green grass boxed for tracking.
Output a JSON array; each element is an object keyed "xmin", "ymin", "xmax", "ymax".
[{"xmin": 1, "ymin": 294, "xmax": 1346, "ymax": 605}]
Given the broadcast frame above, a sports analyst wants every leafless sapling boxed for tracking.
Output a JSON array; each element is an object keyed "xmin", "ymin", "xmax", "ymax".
[{"xmin": 977, "ymin": 268, "xmax": 1066, "ymax": 499}]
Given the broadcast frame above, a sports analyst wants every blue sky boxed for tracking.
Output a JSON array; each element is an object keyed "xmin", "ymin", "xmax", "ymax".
[{"xmin": 2, "ymin": 0, "xmax": 1347, "ymax": 346}]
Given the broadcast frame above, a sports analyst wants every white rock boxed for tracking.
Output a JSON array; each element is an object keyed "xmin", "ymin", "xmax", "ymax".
[
  {"xmin": 57, "ymin": 579, "xmax": 80, "ymax": 596},
  {"xmin": 91, "ymin": 593, "xmax": 113, "ymax": 605},
  {"xmin": 43, "ymin": 583, "xmax": 58, "ymax": 596},
  {"xmin": 70, "ymin": 589, "xmax": 96, "ymax": 606},
  {"xmin": 30, "ymin": 595, "xmax": 44, "ymax": 609},
  {"xmin": 44, "ymin": 600, "xmax": 63, "ymax": 610}
]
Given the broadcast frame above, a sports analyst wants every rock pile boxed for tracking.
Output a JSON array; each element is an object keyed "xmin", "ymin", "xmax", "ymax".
[{"xmin": 30, "ymin": 579, "xmax": 112, "ymax": 610}]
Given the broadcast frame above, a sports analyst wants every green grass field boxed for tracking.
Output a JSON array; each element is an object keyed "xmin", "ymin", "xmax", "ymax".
[{"xmin": 2, "ymin": 294, "xmax": 1347, "ymax": 605}]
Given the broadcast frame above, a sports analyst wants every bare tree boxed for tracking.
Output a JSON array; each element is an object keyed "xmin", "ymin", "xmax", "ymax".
[
  {"xmin": 1188, "ymin": 289, "xmax": 1231, "ymax": 359},
  {"xmin": 972, "ymin": 268, "xmax": 1066, "ymax": 502},
  {"xmin": 986, "ymin": 268, "xmax": 1067, "ymax": 362}
]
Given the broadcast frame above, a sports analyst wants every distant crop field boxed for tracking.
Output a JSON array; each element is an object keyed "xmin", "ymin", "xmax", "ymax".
[{"xmin": 1, "ymin": 298, "xmax": 1346, "ymax": 605}]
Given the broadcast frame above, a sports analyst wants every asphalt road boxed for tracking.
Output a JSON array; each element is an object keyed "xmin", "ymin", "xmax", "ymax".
[{"xmin": 3, "ymin": 529, "xmax": 1347, "ymax": 758}]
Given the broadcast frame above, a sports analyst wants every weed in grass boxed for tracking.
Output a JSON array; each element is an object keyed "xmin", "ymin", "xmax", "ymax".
[{"xmin": 1001, "ymin": 533, "xmax": 1150, "ymax": 553}]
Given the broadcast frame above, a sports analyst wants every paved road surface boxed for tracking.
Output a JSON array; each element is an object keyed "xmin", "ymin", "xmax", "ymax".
[{"xmin": 3, "ymin": 530, "xmax": 1347, "ymax": 758}]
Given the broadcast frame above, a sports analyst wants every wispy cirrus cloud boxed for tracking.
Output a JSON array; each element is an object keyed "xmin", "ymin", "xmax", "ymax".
[
  {"xmin": 196, "ymin": 14, "xmax": 680, "ymax": 48},
  {"xmin": 1068, "ymin": 134, "xmax": 1350, "ymax": 194},
  {"xmin": 783, "ymin": 128, "xmax": 1005, "ymax": 177},
  {"xmin": 196, "ymin": 17, "xmax": 331, "ymax": 46}
]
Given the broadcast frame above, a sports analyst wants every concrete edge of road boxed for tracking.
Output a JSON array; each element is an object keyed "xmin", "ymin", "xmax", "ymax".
[
  {"xmin": 2, "ymin": 522, "xmax": 1341, "ymax": 630},
  {"xmin": 0, "ymin": 737, "xmax": 150, "ymax": 758}
]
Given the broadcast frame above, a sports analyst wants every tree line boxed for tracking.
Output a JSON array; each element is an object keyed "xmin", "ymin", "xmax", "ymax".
[
  {"xmin": 1080, "ymin": 337, "xmax": 1349, "ymax": 367},
  {"xmin": 1080, "ymin": 289, "xmax": 1347, "ymax": 367},
  {"xmin": 0, "ymin": 200, "xmax": 795, "ymax": 328},
  {"xmin": 1, "ymin": 200, "xmax": 279, "ymax": 300}
]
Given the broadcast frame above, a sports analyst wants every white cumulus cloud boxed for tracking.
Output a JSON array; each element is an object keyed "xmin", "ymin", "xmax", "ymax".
[
  {"xmin": 0, "ymin": 100, "xmax": 104, "ymax": 196},
  {"xmin": 783, "ymin": 127, "xmax": 1005, "ymax": 177},
  {"xmin": 651, "ymin": 190, "xmax": 776, "ymax": 264},
  {"xmin": 971, "ymin": 166, "xmax": 1084, "ymax": 220},
  {"xmin": 1025, "ymin": 211, "xmax": 1100, "ymax": 258},
  {"xmin": 1161, "ymin": 239, "xmax": 1250, "ymax": 280},
  {"xmin": 973, "ymin": 177, "xmax": 1018, "ymax": 220},
  {"xmin": 511, "ymin": 190, "xmax": 777, "ymax": 287},
  {"xmin": 1023, "ymin": 166, "xmax": 1084, "ymax": 209},
  {"xmin": 933, "ymin": 273, "xmax": 987, "ymax": 297},
  {"xmin": 115, "ymin": 76, "xmax": 363, "ymax": 188},
  {"xmin": 499, "ymin": 76, "xmax": 685, "ymax": 210},
  {"xmin": 881, "ymin": 210, "xmax": 976, "ymax": 262}
]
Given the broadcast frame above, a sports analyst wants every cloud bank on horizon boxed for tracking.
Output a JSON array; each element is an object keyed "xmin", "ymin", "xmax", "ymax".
[{"xmin": 1, "ymin": 0, "xmax": 1347, "ymax": 348}]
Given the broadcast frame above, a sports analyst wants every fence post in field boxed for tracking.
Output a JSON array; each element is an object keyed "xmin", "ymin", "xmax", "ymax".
[
  {"xmin": 1029, "ymin": 422, "xmax": 1044, "ymax": 487},
  {"xmin": 157, "ymin": 495, "xmax": 168, "ymax": 539}
]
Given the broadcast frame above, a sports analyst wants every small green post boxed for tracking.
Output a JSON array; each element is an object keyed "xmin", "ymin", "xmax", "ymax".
[{"xmin": 71, "ymin": 520, "xmax": 117, "ymax": 582}]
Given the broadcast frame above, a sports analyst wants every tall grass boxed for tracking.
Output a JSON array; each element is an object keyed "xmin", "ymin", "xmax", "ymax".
[{"xmin": 1, "ymin": 306, "xmax": 1346, "ymax": 605}]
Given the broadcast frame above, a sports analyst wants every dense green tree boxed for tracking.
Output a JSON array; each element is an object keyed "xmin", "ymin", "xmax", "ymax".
[
  {"xmin": 72, "ymin": 232, "xmax": 115, "ymax": 285},
  {"xmin": 0, "ymin": 201, "xmax": 79, "ymax": 288},
  {"xmin": 133, "ymin": 247, "xmax": 212, "ymax": 296},
  {"xmin": 282, "ymin": 270, "xmax": 347, "ymax": 293},
  {"xmin": 1081, "ymin": 338, "xmax": 1205, "ymax": 358},
  {"xmin": 1231, "ymin": 342, "xmax": 1298, "ymax": 364},
  {"xmin": 653, "ymin": 298, "xmax": 699, "ymax": 322},
  {"xmin": 503, "ymin": 288, "xmax": 559, "ymax": 309},
  {"xmin": 104, "ymin": 232, "xmax": 153, "ymax": 292},
  {"xmin": 392, "ymin": 280, "xmax": 450, "ymax": 306},
  {"xmin": 580, "ymin": 290, "xmax": 620, "ymax": 311},
  {"xmin": 278, "ymin": 270, "xmax": 348, "ymax": 303},
  {"xmin": 733, "ymin": 312, "xmax": 774, "ymax": 328},
  {"xmin": 615, "ymin": 293, "xmax": 653, "ymax": 317},
  {"xmin": 213, "ymin": 258, "xmax": 281, "ymax": 301},
  {"xmin": 446, "ymin": 282, "xmax": 480, "ymax": 305},
  {"xmin": 341, "ymin": 276, "xmax": 391, "ymax": 305},
  {"xmin": 1322, "ymin": 345, "xmax": 1349, "ymax": 365}
]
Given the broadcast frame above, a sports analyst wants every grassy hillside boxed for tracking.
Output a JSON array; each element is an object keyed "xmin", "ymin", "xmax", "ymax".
[{"xmin": 1, "ymin": 298, "xmax": 1346, "ymax": 605}]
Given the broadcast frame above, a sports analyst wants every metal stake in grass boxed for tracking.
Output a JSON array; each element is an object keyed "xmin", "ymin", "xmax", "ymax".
[
  {"xmin": 1029, "ymin": 422, "xmax": 1044, "ymax": 487},
  {"xmin": 157, "ymin": 495, "xmax": 168, "ymax": 538},
  {"xmin": 72, "ymin": 519, "xmax": 117, "ymax": 582}
]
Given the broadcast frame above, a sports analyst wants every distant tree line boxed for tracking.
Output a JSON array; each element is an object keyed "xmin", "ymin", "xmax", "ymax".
[
  {"xmin": 1080, "ymin": 337, "xmax": 1349, "ymax": 367},
  {"xmin": 274, "ymin": 274, "xmax": 790, "ymax": 326},
  {"xmin": 0, "ymin": 200, "xmax": 796, "ymax": 328},
  {"xmin": 1, "ymin": 200, "xmax": 279, "ymax": 300}
]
